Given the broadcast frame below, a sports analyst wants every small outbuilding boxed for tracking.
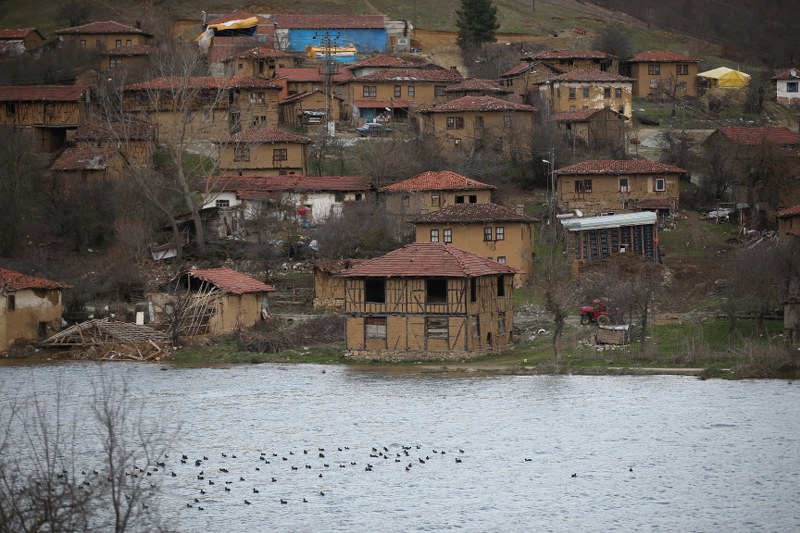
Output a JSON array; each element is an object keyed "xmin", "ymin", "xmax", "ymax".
[
  {"xmin": 560, "ymin": 212, "xmax": 659, "ymax": 262},
  {"xmin": 697, "ymin": 67, "xmax": 751, "ymax": 90}
]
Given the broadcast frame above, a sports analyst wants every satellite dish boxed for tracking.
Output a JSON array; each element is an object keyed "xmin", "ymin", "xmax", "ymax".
[{"xmin": 575, "ymin": 209, "xmax": 583, "ymax": 218}]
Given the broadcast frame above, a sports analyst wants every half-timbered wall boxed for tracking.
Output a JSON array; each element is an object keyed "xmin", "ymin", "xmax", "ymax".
[
  {"xmin": 567, "ymin": 223, "xmax": 657, "ymax": 261},
  {"xmin": 557, "ymin": 173, "xmax": 680, "ymax": 214},
  {"xmin": 0, "ymin": 100, "xmax": 85, "ymax": 127}
]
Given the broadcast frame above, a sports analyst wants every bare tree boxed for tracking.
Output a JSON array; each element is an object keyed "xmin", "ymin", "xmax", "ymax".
[{"xmin": 536, "ymin": 238, "xmax": 577, "ymax": 365}]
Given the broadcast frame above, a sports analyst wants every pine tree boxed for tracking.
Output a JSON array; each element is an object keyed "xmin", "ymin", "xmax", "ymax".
[{"xmin": 456, "ymin": 0, "xmax": 501, "ymax": 50}]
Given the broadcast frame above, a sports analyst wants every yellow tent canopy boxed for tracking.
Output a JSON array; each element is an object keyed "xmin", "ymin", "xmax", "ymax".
[
  {"xmin": 697, "ymin": 67, "xmax": 751, "ymax": 89},
  {"xmin": 195, "ymin": 16, "xmax": 260, "ymax": 50}
]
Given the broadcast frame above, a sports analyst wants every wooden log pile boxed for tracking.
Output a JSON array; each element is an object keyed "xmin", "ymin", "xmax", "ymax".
[{"xmin": 38, "ymin": 318, "xmax": 172, "ymax": 361}]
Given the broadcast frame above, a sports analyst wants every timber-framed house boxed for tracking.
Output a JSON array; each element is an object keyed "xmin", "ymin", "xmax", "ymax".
[{"xmin": 340, "ymin": 242, "xmax": 517, "ymax": 361}]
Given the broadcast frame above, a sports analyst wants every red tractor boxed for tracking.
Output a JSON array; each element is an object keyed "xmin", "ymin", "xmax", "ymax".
[{"xmin": 580, "ymin": 298, "xmax": 612, "ymax": 325}]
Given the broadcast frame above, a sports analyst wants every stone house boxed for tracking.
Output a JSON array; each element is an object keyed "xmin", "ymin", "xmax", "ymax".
[
  {"xmin": 123, "ymin": 76, "xmax": 282, "ymax": 147},
  {"xmin": 443, "ymin": 78, "xmax": 513, "ymax": 100},
  {"xmin": 55, "ymin": 20, "xmax": 152, "ymax": 50},
  {"xmin": 158, "ymin": 267, "xmax": 274, "ymax": 336},
  {"xmin": 345, "ymin": 54, "xmax": 419, "ymax": 78},
  {"xmin": 498, "ymin": 60, "xmax": 561, "ymax": 104},
  {"xmin": 537, "ymin": 69, "xmax": 634, "ymax": 118},
  {"xmin": 222, "ymin": 46, "xmax": 296, "ymax": 79},
  {"xmin": 550, "ymin": 108, "xmax": 627, "ymax": 152},
  {"xmin": 0, "ymin": 28, "xmax": 44, "ymax": 56},
  {"xmin": 340, "ymin": 242, "xmax": 517, "ymax": 360},
  {"xmin": 0, "ymin": 85, "xmax": 91, "ymax": 152},
  {"xmin": 417, "ymin": 95, "xmax": 536, "ymax": 154},
  {"xmin": 560, "ymin": 211, "xmax": 659, "ymax": 262},
  {"xmin": 311, "ymin": 259, "xmax": 366, "ymax": 309},
  {"xmin": 50, "ymin": 146, "xmax": 126, "ymax": 187},
  {"xmin": 101, "ymin": 44, "xmax": 156, "ymax": 82},
  {"xmin": 73, "ymin": 120, "xmax": 157, "ymax": 167},
  {"xmin": 773, "ymin": 68, "xmax": 800, "ymax": 106},
  {"xmin": 623, "ymin": 50, "xmax": 702, "ymax": 98},
  {"xmin": 379, "ymin": 170, "xmax": 496, "ymax": 234},
  {"xmin": 412, "ymin": 203, "xmax": 537, "ymax": 286},
  {"xmin": 555, "ymin": 159, "xmax": 686, "ymax": 215},
  {"xmin": 279, "ymin": 90, "xmax": 343, "ymax": 129},
  {"xmin": 522, "ymin": 49, "xmax": 619, "ymax": 74},
  {"xmin": 215, "ymin": 128, "xmax": 311, "ymax": 176},
  {"xmin": 0, "ymin": 268, "xmax": 71, "ymax": 353},
  {"xmin": 339, "ymin": 67, "xmax": 463, "ymax": 123}
]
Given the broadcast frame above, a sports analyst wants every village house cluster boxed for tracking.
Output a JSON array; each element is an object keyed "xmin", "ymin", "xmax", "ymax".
[{"xmin": 1, "ymin": 9, "xmax": 799, "ymax": 358}]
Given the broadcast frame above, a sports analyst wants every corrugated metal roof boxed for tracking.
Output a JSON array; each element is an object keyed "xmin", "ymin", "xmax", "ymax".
[
  {"xmin": 380, "ymin": 171, "xmax": 496, "ymax": 193},
  {"xmin": 0, "ymin": 268, "xmax": 71, "ymax": 291},
  {"xmin": 187, "ymin": 267, "xmax": 274, "ymax": 295},
  {"xmin": 340, "ymin": 242, "xmax": 518, "ymax": 278},
  {"xmin": 561, "ymin": 212, "xmax": 657, "ymax": 231}
]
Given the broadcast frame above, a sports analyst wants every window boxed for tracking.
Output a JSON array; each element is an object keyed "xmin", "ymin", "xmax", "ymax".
[
  {"xmin": 6, "ymin": 294, "xmax": 15, "ymax": 311},
  {"xmin": 233, "ymin": 144, "xmax": 250, "ymax": 162},
  {"xmin": 426, "ymin": 317, "xmax": 449, "ymax": 339},
  {"xmin": 109, "ymin": 57, "xmax": 122, "ymax": 68},
  {"xmin": 431, "ymin": 194, "xmax": 441, "ymax": 207},
  {"xmin": 364, "ymin": 279, "xmax": 385, "ymax": 303},
  {"xmin": 575, "ymin": 179, "xmax": 592, "ymax": 193},
  {"xmin": 6, "ymin": 103, "xmax": 16, "ymax": 117},
  {"xmin": 498, "ymin": 312, "xmax": 506, "ymax": 334},
  {"xmin": 497, "ymin": 276, "xmax": 505, "ymax": 297},
  {"xmin": 115, "ymin": 39, "xmax": 121, "ymax": 47},
  {"xmin": 443, "ymin": 228, "xmax": 452, "ymax": 243},
  {"xmin": 568, "ymin": 87, "xmax": 576, "ymax": 99},
  {"xmin": 470, "ymin": 277, "xmax": 477, "ymax": 303},
  {"xmin": 676, "ymin": 64, "xmax": 689, "ymax": 75},
  {"xmin": 648, "ymin": 64, "xmax": 661, "ymax": 75},
  {"xmin": 394, "ymin": 85, "xmax": 401, "ymax": 97},
  {"xmin": 407, "ymin": 85, "xmax": 415, "ymax": 97},
  {"xmin": 334, "ymin": 193, "xmax": 345, "ymax": 203},
  {"xmin": 273, "ymin": 148, "xmax": 288, "ymax": 161},
  {"xmin": 615, "ymin": 87, "xmax": 622, "ymax": 98},
  {"xmin": 471, "ymin": 316, "xmax": 480, "ymax": 338},
  {"xmin": 474, "ymin": 116, "xmax": 484, "ymax": 130},
  {"xmin": 484, "ymin": 227, "xmax": 493, "ymax": 241},
  {"xmin": 497, "ymin": 256, "xmax": 506, "ymax": 264},
  {"xmin": 655, "ymin": 178, "xmax": 666, "ymax": 192},
  {"xmin": 495, "ymin": 227, "xmax": 504, "ymax": 241},
  {"xmin": 252, "ymin": 115, "xmax": 267, "ymax": 126},
  {"xmin": 426, "ymin": 279, "xmax": 448, "ymax": 304},
  {"xmin": 618, "ymin": 106, "xmax": 625, "ymax": 115},
  {"xmin": 126, "ymin": 39, "xmax": 132, "ymax": 46},
  {"xmin": 362, "ymin": 86, "xmax": 377, "ymax": 97},
  {"xmin": 619, "ymin": 178, "xmax": 629, "ymax": 192},
  {"xmin": 604, "ymin": 87, "xmax": 611, "ymax": 98},
  {"xmin": 582, "ymin": 87, "xmax": 590, "ymax": 98},
  {"xmin": 435, "ymin": 85, "xmax": 446, "ymax": 96},
  {"xmin": 787, "ymin": 81, "xmax": 799, "ymax": 93},
  {"xmin": 446, "ymin": 116, "xmax": 464, "ymax": 129},
  {"xmin": 80, "ymin": 39, "xmax": 86, "ymax": 48},
  {"xmin": 365, "ymin": 317, "xmax": 387, "ymax": 339},
  {"xmin": 216, "ymin": 199, "xmax": 230, "ymax": 207},
  {"xmin": 96, "ymin": 39, "xmax": 102, "ymax": 49},
  {"xmin": 430, "ymin": 229, "xmax": 439, "ymax": 242},
  {"xmin": 229, "ymin": 112, "xmax": 241, "ymax": 134},
  {"xmin": 569, "ymin": 105, "xmax": 576, "ymax": 111},
  {"xmin": 503, "ymin": 115, "xmax": 512, "ymax": 128}
]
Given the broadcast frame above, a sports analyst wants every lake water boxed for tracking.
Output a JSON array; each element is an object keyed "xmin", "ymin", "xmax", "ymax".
[{"xmin": 1, "ymin": 363, "xmax": 798, "ymax": 532}]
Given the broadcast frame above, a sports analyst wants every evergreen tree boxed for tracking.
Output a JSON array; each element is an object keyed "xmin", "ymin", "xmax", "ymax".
[{"xmin": 456, "ymin": 0, "xmax": 501, "ymax": 50}]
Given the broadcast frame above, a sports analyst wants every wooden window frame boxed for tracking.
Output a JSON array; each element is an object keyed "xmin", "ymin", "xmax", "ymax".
[
  {"xmin": 365, "ymin": 316, "xmax": 387, "ymax": 339},
  {"xmin": 273, "ymin": 148, "xmax": 288, "ymax": 161}
]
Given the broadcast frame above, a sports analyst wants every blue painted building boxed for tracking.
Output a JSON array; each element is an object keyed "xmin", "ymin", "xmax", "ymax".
[{"xmin": 272, "ymin": 14, "xmax": 387, "ymax": 55}]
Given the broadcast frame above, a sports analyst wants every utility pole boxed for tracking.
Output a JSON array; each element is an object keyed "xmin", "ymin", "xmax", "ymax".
[{"xmin": 313, "ymin": 31, "xmax": 340, "ymax": 137}]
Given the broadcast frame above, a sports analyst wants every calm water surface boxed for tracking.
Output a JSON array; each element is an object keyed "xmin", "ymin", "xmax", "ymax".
[{"xmin": 1, "ymin": 363, "xmax": 798, "ymax": 532}]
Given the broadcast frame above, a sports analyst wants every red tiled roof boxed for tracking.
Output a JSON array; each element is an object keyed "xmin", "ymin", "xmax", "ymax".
[
  {"xmin": 51, "ymin": 147, "xmax": 118, "ymax": 171},
  {"xmin": 526, "ymin": 49, "xmax": 616, "ymax": 60},
  {"xmin": 271, "ymin": 14, "xmax": 385, "ymax": 29},
  {"xmin": 0, "ymin": 28, "xmax": 40, "ymax": 39},
  {"xmin": 187, "ymin": 267, "xmax": 274, "ymax": 295},
  {"xmin": 412, "ymin": 203, "xmax": 536, "ymax": 224},
  {"xmin": 715, "ymin": 127, "xmax": 800, "ymax": 146},
  {"xmin": 555, "ymin": 159, "xmax": 687, "ymax": 176},
  {"xmin": 125, "ymin": 76, "xmax": 281, "ymax": 91},
  {"xmin": 354, "ymin": 99, "xmax": 410, "ymax": 108},
  {"xmin": 341, "ymin": 242, "xmax": 518, "ymax": 278},
  {"xmin": 312, "ymin": 258, "xmax": 367, "ymax": 274},
  {"xmin": 75, "ymin": 121, "xmax": 155, "ymax": 141},
  {"xmin": 420, "ymin": 95, "xmax": 536, "ymax": 113},
  {"xmin": 353, "ymin": 68, "xmax": 463, "ymax": 83},
  {"xmin": 55, "ymin": 21, "xmax": 152, "ymax": 36},
  {"xmin": 276, "ymin": 67, "xmax": 353, "ymax": 83},
  {"xmin": 541, "ymin": 69, "xmax": 633, "ymax": 83},
  {"xmin": 773, "ymin": 68, "xmax": 800, "ymax": 81},
  {"xmin": 550, "ymin": 108, "xmax": 626, "ymax": 122},
  {"xmin": 210, "ymin": 175, "xmax": 373, "ymax": 194},
  {"xmin": 217, "ymin": 128, "xmax": 311, "ymax": 144},
  {"xmin": 444, "ymin": 78, "xmax": 512, "ymax": 94},
  {"xmin": 347, "ymin": 54, "xmax": 417, "ymax": 70},
  {"xmin": 229, "ymin": 46, "xmax": 292, "ymax": 60},
  {"xmin": 105, "ymin": 44, "xmax": 156, "ymax": 56},
  {"xmin": 380, "ymin": 171, "xmax": 496, "ymax": 193},
  {"xmin": 627, "ymin": 50, "xmax": 701, "ymax": 63},
  {"xmin": 777, "ymin": 204, "xmax": 800, "ymax": 218},
  {"xmin": 0, "ymin": 268, "xmax": 71, "ymax": 291},
  {"xmin": 0, "ymin": 85, "xmax": 89, "ymax": 102},
  {"xmin": 500, "ymin": 62, "xmax": 532, "ymax": 77}
]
